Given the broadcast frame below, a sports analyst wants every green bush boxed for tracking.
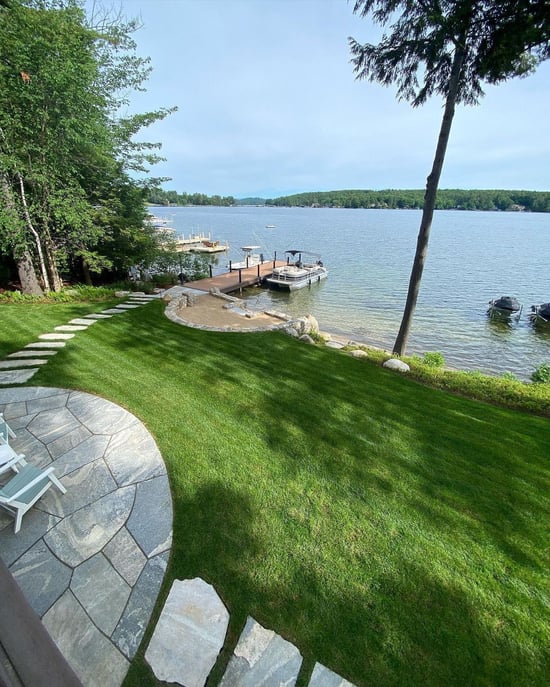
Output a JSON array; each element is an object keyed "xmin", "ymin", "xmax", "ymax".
[
  {"xmin": 422, "ymin": 351, "xmax": 445, "ymax": 367},
  {"xmin": 531, "ymin": 363, "xmax": 550, "ymax": 384}
]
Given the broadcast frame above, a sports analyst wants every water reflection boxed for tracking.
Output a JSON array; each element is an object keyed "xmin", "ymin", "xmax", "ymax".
[{"xmin": 529, "ymin": 320, "xmax": 550, "ymax": 342}]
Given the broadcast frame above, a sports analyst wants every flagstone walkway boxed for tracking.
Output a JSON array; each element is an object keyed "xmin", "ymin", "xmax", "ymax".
[{"xmin": 0, "ymin": 385, "xmax": 172, "ymax": 687}]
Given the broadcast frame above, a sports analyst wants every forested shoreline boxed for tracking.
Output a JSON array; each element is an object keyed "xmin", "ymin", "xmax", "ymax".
[
  {"xmin": 148, "ymin": 188, "xmax": 549, "ymax": 212},
  {"xmin": 264, "ymin": 189, "xmax": 550, "ymax": 212}
]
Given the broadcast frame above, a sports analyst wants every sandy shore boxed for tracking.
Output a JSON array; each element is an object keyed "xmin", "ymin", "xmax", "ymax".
[{"xmin": 170, "ymin": 292, "xmax": 289, "ymax": 330}]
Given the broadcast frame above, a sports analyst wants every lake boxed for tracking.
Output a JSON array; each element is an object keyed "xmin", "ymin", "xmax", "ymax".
[{"xmin": 149, "ymin": 205, "xmax": 550, "ymax": 380}]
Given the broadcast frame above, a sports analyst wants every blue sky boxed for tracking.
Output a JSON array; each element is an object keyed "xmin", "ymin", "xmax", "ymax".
[{"xmin": 88, "ymin": 0, "xmax": 549, "ymax": 197}]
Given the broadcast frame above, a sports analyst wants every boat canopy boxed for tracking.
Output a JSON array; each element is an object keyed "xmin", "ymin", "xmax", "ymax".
[
  {"xmin": 241, "ymin": 245, "xmax": 262, "ymax": 251},
  {"xmin": 285, "ymin": 249, "xmax": 322, "ymax": 260}
]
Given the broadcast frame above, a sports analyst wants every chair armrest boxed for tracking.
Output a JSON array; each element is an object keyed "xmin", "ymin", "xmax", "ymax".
[{"xmin": 0, "ymin": 453, "xmax": 27, "ymax": 476}]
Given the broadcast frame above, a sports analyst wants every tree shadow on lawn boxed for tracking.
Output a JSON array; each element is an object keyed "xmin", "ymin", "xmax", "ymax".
[
  {"xmin": 44, "ymin": 305, "xmax": 549, "ymax": 573},
  {"xmin": 149, "ymin": 482, "xmax": 545, "ymax": 687},
  {"xmin": 35, "ymin": 307, "xmax": 549, "ymax": 685}
]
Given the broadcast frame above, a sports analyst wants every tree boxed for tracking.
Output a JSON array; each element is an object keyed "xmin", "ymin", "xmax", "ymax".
[
  {"xmin": 349, "ymin": 1, "xmax": 549, "ymax": 355},
  {"xmin": 0, "ymin": 0, "xmax": 176, "ymax": 292}
]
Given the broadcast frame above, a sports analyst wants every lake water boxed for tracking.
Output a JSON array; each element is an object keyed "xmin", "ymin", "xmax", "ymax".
[{"xmin": 150, "ymin": 205, "xmax": 550, "ymax": 380}]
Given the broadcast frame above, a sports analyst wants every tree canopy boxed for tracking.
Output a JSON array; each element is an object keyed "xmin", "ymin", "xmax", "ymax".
[{"xmin": 0, "ymin": 0, "xmax": 176, "ymax": 293}]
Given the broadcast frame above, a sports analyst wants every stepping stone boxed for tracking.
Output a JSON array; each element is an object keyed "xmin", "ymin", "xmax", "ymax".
[
  {"xmin": 82, "ymin": 314, "xmax": 112, "ymax": 319},
  {"xmin": 25, "ymin": 341, "xmax": 66, "ymax": 349},
  {"xmin": 101, "ymin": 308, "xmax": 127, "ymax": 314},
  {"xmin": 54, "ymin": 325, "xmax": 88, "ymax": 332},
  {"xmin": 0, "ymin": 359, "xmax": 48, "ymax": 369},
  {"xmin": 38, "ymin": 333, "xmax": 74, "ymax": 341},
  {"xmin": 309, "ymin": 663, "xmax": 356, "ymax": 687},
  {"xmin": 114, "ymin": 304, "xmax": 141, "ymax": 309},
  {"xmin": 69, "ymin": 318, "xmax": 97, "ymax": 326},
  {"xmin": 8, "ymin": 350, "xmax": 59, "ymax": 358},
  {"xmin": 0, "ymin": 369, "xmax": 39, "ymax": 385},
  {"xmin": 219, "ymin": 616, "xmax": 302, "ymax": 687},
  {"xmin": 145, "ymin": 578, "xmax": 229, "ymax": 687}
]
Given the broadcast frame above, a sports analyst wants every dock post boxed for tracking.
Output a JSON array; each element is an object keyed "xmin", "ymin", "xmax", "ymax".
[
  {"xmin": 238, "ymin": 269, "xmax": 242, "ymax": 284},
  {"xmin": 209, "ymin": 265, "xmax": 213, "ymax": 278}
]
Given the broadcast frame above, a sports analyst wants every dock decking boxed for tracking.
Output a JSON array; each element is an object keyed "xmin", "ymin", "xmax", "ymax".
[{"xmin": 187, "ymin": 260, "xmax": 285, "ymax": 294}]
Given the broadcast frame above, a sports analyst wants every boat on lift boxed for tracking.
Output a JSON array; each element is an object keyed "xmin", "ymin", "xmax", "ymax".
[
  {"xmin": 265, "ymin": 250, "xmax": 328, "ymax": 291},
  {"xmin": 487, "ymin": 296, "xmax": 522, "ymax": 318},
  {"xmin": 228, "ymin": 246, "xmax": 265, "ymax": 270},
  {"xmin": 529, "ymin": 302, "xmax": 550, "ymax": 323}
]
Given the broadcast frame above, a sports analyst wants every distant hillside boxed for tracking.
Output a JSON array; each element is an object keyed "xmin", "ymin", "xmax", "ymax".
[
  {"xmin": 265, "ymin": 189, "xmax": 550, "ymax": 212},
  {"xmin": 236, "ymin": 197, "xmax": 266, "ymax": 206}
]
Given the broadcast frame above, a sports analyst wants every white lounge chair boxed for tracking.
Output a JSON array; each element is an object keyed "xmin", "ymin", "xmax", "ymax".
[
  {"xmin": 0, "ymin": 413, "xmax": 26, "ymax": 473},
  {"xmin": 0, "ymin": 464, "xmax": 66, "ymax": 533},
  {"xmin": 0, "ymin": 413, "xmax": 16, "ymax": 443}
]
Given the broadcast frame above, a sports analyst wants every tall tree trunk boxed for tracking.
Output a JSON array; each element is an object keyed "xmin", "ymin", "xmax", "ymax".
[
  {"xmin": 16, "ymin": 173, "xmax": 51, "ymax": 292},
  {"xmin": 16, "ymin": 250, "xmax": 43, "ymax": 295},
  {"xmin": 43, "ymin": 232, "xmax": 63, "ymax": 291},
  {"xmin": 392, "ymin": 45, "xmax": 467, "ymax": 356},
  {"xmin": 0, "ymin": 173, "xmax": 43, "ymax": 295},
  {"xmin": 81, "ymin": 258, "xmax": 93, "ymax": 286}
]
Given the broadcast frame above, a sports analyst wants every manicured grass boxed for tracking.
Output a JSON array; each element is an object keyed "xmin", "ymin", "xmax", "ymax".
[{"xmin": 1, "ymin": 301, "xmax": 549, "ymax": 686}]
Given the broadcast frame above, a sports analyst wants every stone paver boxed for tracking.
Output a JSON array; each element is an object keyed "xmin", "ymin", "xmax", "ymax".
[
  {"xmin": 38, "ymin": 333, "xmax": 75, "ymax": 340},
  {"xmin": 54, "ymin": 325, "xmax": 89, "ymax": 332},
  {"xmin": 82, "ymin": 313, "xmax": 113, "ymax": 319},
  {"xmin": 7, "ymin": 350, "xmax": 59, "ymax": 358},
  {"xmin": 0, "ymin": 387, "xmax": 173, "ymax": 687},
  {"xmin": 0, "ymin": 369, "xmax": 39, "ymax": 385},
  {"xmin": 309, "ymin": 663, "xmax": 356, "ymax": 687},
  {"xmin": 220, "ymin": 616, "xmax": 303, "ymax": 687},
  {"xmin": 25, "ymin": 341, "xmax": 66, "ymax": 349},
  {"xmin": 69, "ymin": 318, "xmax": 98, "ymax": 326},
  {"xmin": 145, "ymin": 578, "xmax": 229, "ymax": 686},
  {"xmin": 0, "ymin": 359, "xmax": 48, "ymax": 368}
]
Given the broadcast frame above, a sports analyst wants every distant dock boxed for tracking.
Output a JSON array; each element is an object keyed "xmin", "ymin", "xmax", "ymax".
[{"xmin": 186, "ymin": 259, "xmax": 286, "ymax": 294}]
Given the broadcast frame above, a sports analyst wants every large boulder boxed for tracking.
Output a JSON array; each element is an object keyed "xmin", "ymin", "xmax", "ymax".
[
  {"xmin": 349, "ymin": 349, "xmax": 368, "ymax": 359},
  {"xmin": 383, "ymin": 358, "xmax": 410, "ymax": 373},
  {"xmin": 294, "ymin": 315, "xmax": 319, "ymax": 337}
]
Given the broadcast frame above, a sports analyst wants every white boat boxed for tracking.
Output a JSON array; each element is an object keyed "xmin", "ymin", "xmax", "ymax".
[
  {"xmin": 265, "ymin": 250, "xmax": 328, "ymax": 291},
  {"xmin": 228, "ymin": 246, "xmax": 265, "ymax": 270},
  {"xmin": 265, "ymin": 224, "xmax": 276, "ymax": 229}
]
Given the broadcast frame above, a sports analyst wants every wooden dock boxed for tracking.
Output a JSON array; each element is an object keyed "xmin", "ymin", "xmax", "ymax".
[{"xmin": 186, "ymin": 260, "xmax": 285, "ymax": 294}]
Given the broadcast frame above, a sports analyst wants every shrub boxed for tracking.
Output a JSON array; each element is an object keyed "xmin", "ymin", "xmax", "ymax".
[
  {"xmin": 422, "ymin": 351, "xmax": 445, "ymax": 367},
  {"xmin": 531, "ymin": 363, "xmax": 550, "ymax": 384}
]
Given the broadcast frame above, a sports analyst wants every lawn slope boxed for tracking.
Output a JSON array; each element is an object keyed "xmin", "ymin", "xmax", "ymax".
[{"xmin": 2, "ymin": 301, "xmax": 549, "ymax": 687}]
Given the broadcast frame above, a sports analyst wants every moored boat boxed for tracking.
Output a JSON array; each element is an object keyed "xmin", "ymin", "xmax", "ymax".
[
  {"xmin": 228, "ymin": 246, "xmax": 265, "ymax": 270},
  {"xmin": 265, "ymin": 250, "xmax": 328, "ymax": 291},
  {"xmin": 487, "ymin": 296, "xmax": 522, "ymax": 318},
  {"xmin": 529, "ymin": 302, "xmax": 550, "ymax": 323}
]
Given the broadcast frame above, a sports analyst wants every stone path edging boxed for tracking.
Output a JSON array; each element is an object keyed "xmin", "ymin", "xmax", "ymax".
[
  {"xmin": 0, "ymin": 386, "xmax": 173, "ymax": 687},
  {"xmin": 145, "ymin": 577, "xmax": 356, "ymax": 687}
]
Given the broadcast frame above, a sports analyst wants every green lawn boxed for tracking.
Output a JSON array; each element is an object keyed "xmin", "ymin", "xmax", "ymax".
[{"xmin": 1, "ymin": 301, "xmax": 549, "ymax": 686}]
